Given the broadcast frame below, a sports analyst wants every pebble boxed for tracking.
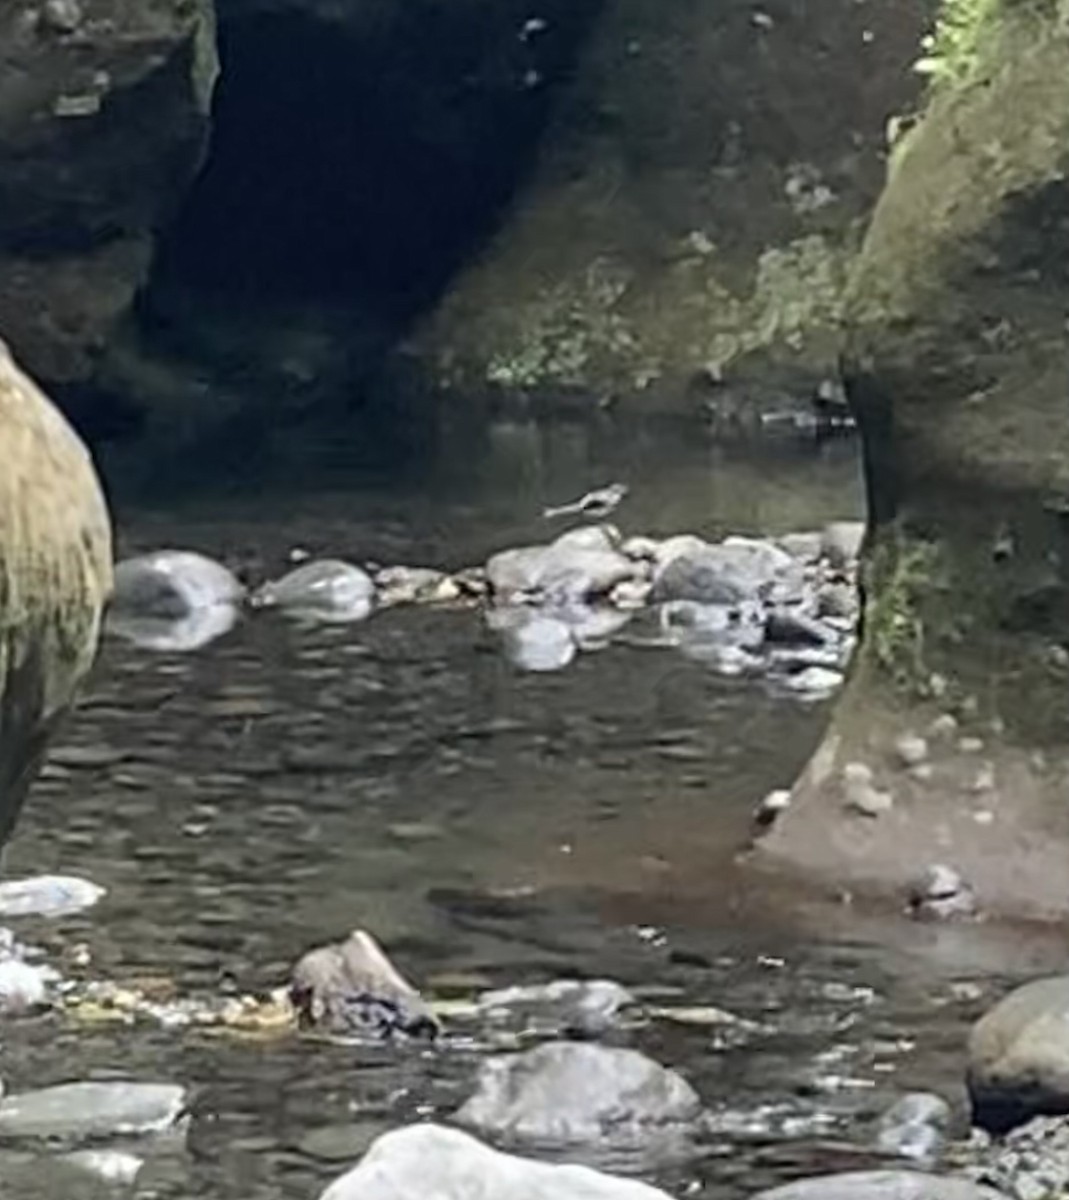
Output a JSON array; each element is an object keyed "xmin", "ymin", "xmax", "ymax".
[
  {"xmin": 929, "ymin": 713, "xmax": 959, "ymax": 739},
  {"xmin": 754, "ymin": 788, "xmax": 792, "ymax": 828},
  {"xmin": 959, "ymin": 737, "xmax": 985, "ymax": 754},
  {"xmin": 893, "ymin": 733, "xmax": 929, "ymax": 767}
]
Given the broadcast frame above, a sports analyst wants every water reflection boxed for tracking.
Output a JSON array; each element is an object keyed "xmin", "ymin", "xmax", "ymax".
[{"xmin": 107, "ymin": 604, "xmax": 241, "ymax": 652}]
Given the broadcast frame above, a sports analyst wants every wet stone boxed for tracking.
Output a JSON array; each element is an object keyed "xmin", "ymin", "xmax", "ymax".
[
  {"xmin": 455, "ymin": 1041, "xmax": 702, "ymax": 1146},
  {"xmin": 752, "ymin": 1171, "xmax": 1010, "ymax": 1200},
  {"xmin": 894, "ymin": 734, "xmax": 929, "ymax": 768},
  {"xmin": 0, "ymin": 1082, "xmax": 186, "ymax": 1143},
  {"xmin": 290, "ymin": 929, "xmax": 439, "ymax": 1040},
  {"xmin": 0, "ymin": 876, "xmax": 105, "ymax": 919},
  {"xmin": 875, "ymin": 1091, "xmax": 952, "ymax": 1161},
  {"xmin": 909, "ymin": 864, "xmax": 975, "ymax": 921},
  {"xmin": 476, "ymin": 979, "xmax": 637, "ymax": 1038},
  {"xmin": 320, "ymin": 1124, "xmax": 674, "ymax": 1200}
]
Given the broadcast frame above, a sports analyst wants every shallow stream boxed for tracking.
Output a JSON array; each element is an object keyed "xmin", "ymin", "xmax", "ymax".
[{"xmin": 5, "ymin": 423, "xmax": 1068, "ymax": 1198}]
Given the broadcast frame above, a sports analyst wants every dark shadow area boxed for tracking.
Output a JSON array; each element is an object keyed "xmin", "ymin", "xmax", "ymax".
[{"xmin": 147, "ymin": 1, "xmax": 605, "ymax": 322}]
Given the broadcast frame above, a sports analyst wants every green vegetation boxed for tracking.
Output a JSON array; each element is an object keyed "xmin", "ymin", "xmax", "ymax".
[
  {"xmin": 866, "ymin": 536, "xmax": 940, "ymax": 690},
  {"xmin": 914, "ymin": 0, "xmax": 1064, "ymax": 88}
]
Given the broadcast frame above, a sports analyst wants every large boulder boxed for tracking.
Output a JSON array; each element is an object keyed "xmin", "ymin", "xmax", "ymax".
[
  {"xmin": 411, "ymin": 0, "xmax": 933, "ymax": 415},
  {"xmin": 967, "ymin": 977, "xmax": 1069, "ymax": 1134},
  {"xmin": 756, "ymin": 2, "xmax": 1069, "ymax": 917},
  {"xmin": 0, "ymin": 0, "xmax": 216, "ymax": 385},
  {"xmin": 0, "ymin": 339, "xmax": 112, "ymax": 847},
  {"xmin": 319, "ymin": 1123, "xmax": 674, "ymax": 1200}
]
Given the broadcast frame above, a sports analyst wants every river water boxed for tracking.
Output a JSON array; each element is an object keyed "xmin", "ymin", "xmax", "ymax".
[{"xmin": 4, "ymin": 422, "xmax": 1067, "ymax": 1198}]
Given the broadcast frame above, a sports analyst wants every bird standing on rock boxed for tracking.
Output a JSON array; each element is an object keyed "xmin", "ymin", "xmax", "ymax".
[{"xmin": 543, "ymin": 482, "xmax": 629, "ymax": 521}]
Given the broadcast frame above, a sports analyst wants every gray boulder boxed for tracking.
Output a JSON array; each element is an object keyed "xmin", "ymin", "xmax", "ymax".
[
  {"xmin": 319, "ymin": 1123, "xmax": 674, "ymax": 1200},
  {"xmin": 291, "ymin": 929, "xmax": 439, "ymax": 1040},
  {"xmin": 487, "ymin": 541, "xmax": 637, "ymax": 603},
  {"xmin": 874, "ymin": 1092, "xmax": 952, "ymax": 1162},
  {"xmin": 651, "ymin": 538, "xmax": 788, "ymax": 605},
  {"xmin": 111, "ymin": 550, "xmax": 243, "ymax": 620},
  {"xmin": 751, "ymin": 1171, "xmax": 1010, "ymax": 1200},
  {"xmin": 455, "ymin": 1041, "xmax": 701, "ymax": 1145},
  {"xmin": 967, "ymin": 977, "xmax": 1069, "ymax": 1132},
  {"xmin": 252, "ymin": 559, "xmax": 374, "ymax": 621}
]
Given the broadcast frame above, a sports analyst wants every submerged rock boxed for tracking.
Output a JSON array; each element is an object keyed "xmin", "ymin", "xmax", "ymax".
[
  {"xmin": 112, "ymin": 551, "xmax": 243, "ymax": 620},
  {"xmin": 967, "ymin": 977, "xmax": 1069, "ymax": 1133},
  {"xmin": 0, "ymin": 875, "xmax": 104, "ymax": 919},
  {"xmin": 477, "ymin": 979, "xmax": 637, "ymax": 1038},
  {"xmin": 290, "ymin": 929, "xmax": 439, "ymax": 1040},
  {"xmin": 498, "ymin": 613, "xmax": 577, "ymax": 673},
  {"xmin": 252, "ymin": 559, "xmax": 374, "ymax": 621},
  {"xmin": 752, "ymin": 1171, "xmax": 1009, "ymax": 1200},
  {"xmin": 875, "ymin": 1092, "xmax": 952, "ymax": 1162},
  {"xmin": 319, "ymin": 1123, "xmax": 674, "ymax": 1200},
  {"xmin": 0, "ymin": 1081, "xmax": 186, "ymax": 1142},
  {"xmin": 455, "ymin": 1041, "xmax": 702, "ymax": 1145}
]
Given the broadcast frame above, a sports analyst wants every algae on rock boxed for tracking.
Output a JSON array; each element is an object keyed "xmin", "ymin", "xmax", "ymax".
[{"xmin": 760, "ymin": 0, "xmax": 1069, "ymax": 918}]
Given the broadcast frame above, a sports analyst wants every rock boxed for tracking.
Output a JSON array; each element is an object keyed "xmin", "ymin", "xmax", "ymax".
[
  {"xmin": 652, "ymin": 541, "xmax": 783, "ymax": 605},
  {"xmin": 0, "ymin": 1082, "xmax": 186, "ymax": 1141},
  {"xmin": 621, "ymin": 536, "xmax": 660, "ymax": 562},
  {"xmin": 0, "ymin": 958, "xmax": 52, "ymax": 1015},
  {"xmin": 290, "ymin": 929, "xmax": 439, "ymax": 1040},
  {"xmin": 821, "ymin": 521, "xmax": 866, "ymax": 569},
  {"xmin": 61, "ymin": 1149, "xmax": 144, "ymax": 1185},
  {"xmin": 477, "ymin": 980, "xmax": 637, "ymax": 1038},
  {"xmin": 962, "ymin": 1114, "xmax": 1069, "ymax": 1200},
  {"xmin": 106, "ymin": 603, "xmax": 240, "ymax": 652},
  {"xmin": 550, "ymin": 525, "xmax": 621, "ymax": 555},
  {"xmin": 252, "ymin": 559, "xmax": 374, "ymax": 621},
  {"xmin": 112, "ymin": 551, "xmax": 243, "ymax": 620},
  {"xmin": 894, "ymin": 734, "xmax": 930, "ymax": 768},
  {"xmin": 455, "ymin": 1041, "xmax": 702, "ymax": 1145},
  {"xmin": 967, "ymin": 977, "xmax": 1069, "ymax": 1133},
  {"xmin": 782, "ymin": 666, "xmax": 846, "ymax": 699},
  {"xmin": 374, "ymin": 566, "xmax": 455, "ymax": 606},
  {"xmin": 552, "ymin": 604, "xmax": 633, "ymax": 650},
  {"xmin": 319, "ymin": 1123, "xmax": 674, "ymax": 1200},
  {"xmin": 0, "ymin": 875, "xmax": 104, "ymax": 918},
  {"xmin": 875, "ymin": 1092, "xmax": 952, "ymax": 1161},
  {"xmin": 754, "ymin": 789, "xmax": 792, "ymax": 830},
  {"xmin": 751, "ymin": 1171, "xmax": 1010, "ymax": 1200},
  {"xmin": 499, "ymin": 614, "xmax": 577, "ymax": 673},
  {"xmin": 909, "ymin": 865, "xmax": 975, "ymax": 921},
  {"xmin": 537, "ymin": 548, "xmax": 639, "ymax": 603},
  {"xmin": 0, "ymin": 341, "xmax": 112, "ymax": 849},
  {"xmin": 818, "ymin": 582, "xmax": 858, "ymax": 620},
  {"xmin": 660, "ymin": 600, "xmax": 765, "ymax": 651},
  {"xmin": 841, "ymin": 763, "xmax": 892, "ymax": 816},
  {"xmin": 0, "ymin": 1, "xmax": 215, "ymax": 385},
  {"xmin": 779, "ymin": 532, "xmax": 824, "ymax": 563},
  {"xmin": 486, "ymin": 546, "xmax": 551, "ymax": 597},
  {"xmin": 765, "ymin": 609, "xmax": 834, "ymax": 646}
]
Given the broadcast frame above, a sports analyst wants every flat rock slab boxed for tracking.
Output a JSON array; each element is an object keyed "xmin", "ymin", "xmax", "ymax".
[
  {"xmin": 0, "ymin": 1082, "xmax": 186, "ymax": 1142},
  {"xmin": 320, "ymin": 1123, "xmax": 674, "ymax": 1200}
]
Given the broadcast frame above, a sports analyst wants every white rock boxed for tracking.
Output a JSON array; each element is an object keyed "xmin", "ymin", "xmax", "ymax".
[
  {"xmin": 0, "ymin": 875, "xmax": 105, "ymax": 918},
  {"xmin": 320, "ymin": 1123, "xmax": 674, "ymax": 1200},
  {"xmin": 0, "ymin": 1082, "xmax": 186, "ymax": 1141},
  {"xmin": 0, "ymin": 959, "xmax": 50, "ymax": 1014},
  {"xmin": 894, "ymin": 734, "xmax": 929, "ymax": 768}
]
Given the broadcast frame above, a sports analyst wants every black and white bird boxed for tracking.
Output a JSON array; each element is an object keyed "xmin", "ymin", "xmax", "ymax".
[{"xmin": 542, "ymin": 482, "xmax": 629, "ymax": 521}]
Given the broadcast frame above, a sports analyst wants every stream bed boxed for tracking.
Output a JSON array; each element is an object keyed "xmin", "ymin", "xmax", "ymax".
[{"xmin": 4, "ymin": 423, "xmax": 1068, "ymax": 1199}]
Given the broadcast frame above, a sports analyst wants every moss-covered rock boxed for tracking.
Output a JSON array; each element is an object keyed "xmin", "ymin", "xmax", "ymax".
[
  {"xmin": 759, "ymin": 0, "xmax": 1069, "ymax": 917},
  {"xmin": 0, "ymin": 339, "xmax": 112, "ymax": 847},
  {"xmin": 414, "ymin": 0, "xmax": 933, "ymax": 411}
]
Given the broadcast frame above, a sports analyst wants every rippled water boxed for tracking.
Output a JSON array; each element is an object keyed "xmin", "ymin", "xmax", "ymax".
[{"xmin": 5, "ymin": 424, "xmax": 1068, "ymax": 1198}]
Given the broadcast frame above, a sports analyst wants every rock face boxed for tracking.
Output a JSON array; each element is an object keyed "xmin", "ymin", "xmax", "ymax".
[
  {"xmin": 0, "ymin": 0, "xmax": 216, "ymax": 385},
  {"xmin": 0, "ymin": 340, "xmax": 112, "ymax": 847},
  {"xmin": 455, "ymin": 1041, "xmax": 702, "ymax": 1145},
  {"xmin": 413, "ymin": 0, "xmax": 933, "ymax": 414},
  {"xmin": 967, "ymin": 977, "xmax": 1069, "ymax": 1133},
  {"xmin": 319, "ymin": 1123, "xmax": 675, "ymax": 1200},
  {"xmin": 757, "ymin": 2, "xmax": 1069, "ymax": 917}
]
